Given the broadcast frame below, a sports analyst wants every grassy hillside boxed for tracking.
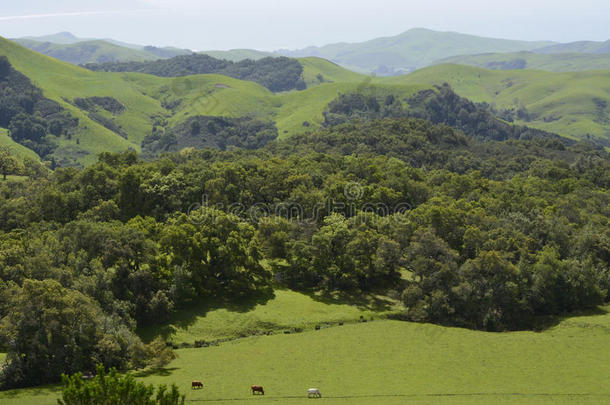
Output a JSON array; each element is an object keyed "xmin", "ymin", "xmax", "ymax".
[
  {"xmin": 3, "ymin": 305, "xmax": 609, "ymax": 405},
  {"xmin": 279, "ymin": 28, "xmax": 555, "ymax": 75},
  {"xmin": 3, "ymin": 36, "xmax": 610, "ymax": 164},
  {"xmin": 0, "ymin": 36, "xmax": 166, "ymax": 164},
  {"xmin": 299, "ymin": 57, "xmax": 367, "ymax": 85},
  {"xmin": 436, "ymin": 51, "xmax": 610, "ymax": 72},
  {"xmin": 1, "ymin": 37, "xmax": 374, "ymax": 162},
  {"xmin": 386, "ymin": 64, "xmax": 610, "ymax": 143}
]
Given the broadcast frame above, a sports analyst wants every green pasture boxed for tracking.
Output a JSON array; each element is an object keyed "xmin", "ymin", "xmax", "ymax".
[{"xmin": 2, "ymin": 303, "xmax": 609, "ymax": 405}]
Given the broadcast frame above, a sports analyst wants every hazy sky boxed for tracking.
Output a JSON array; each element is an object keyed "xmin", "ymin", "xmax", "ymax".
[{"xmin": 0, "ymin": 0, "xmax": 609, "ymax": 50}]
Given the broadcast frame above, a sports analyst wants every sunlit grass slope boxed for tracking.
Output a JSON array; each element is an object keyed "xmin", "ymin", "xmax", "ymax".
[
  {"xmin": 0, "ymin": 36, "xmax": 162, "ymax": 164},
  {"xmin": 385, "ymin": 64, "xmax": 610, "ymax": 141},
  {"xmin": 299, "ymin": 57, "xmax": 367, "ymax": 85}
]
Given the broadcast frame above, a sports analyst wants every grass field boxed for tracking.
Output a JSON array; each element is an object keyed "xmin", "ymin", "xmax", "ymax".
[
  {"xmin": 139, "ymin": 289, "xmax": 399, "ymax": 344},
  {"xmin": 2, "ymin": 301, "xmax": 609, "ymax": 405}
]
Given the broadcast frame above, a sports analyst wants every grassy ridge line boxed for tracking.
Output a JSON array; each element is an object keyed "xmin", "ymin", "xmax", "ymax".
[{"xmin": 299, "ymin": 57, "xmax": 368, "ymax": 85}]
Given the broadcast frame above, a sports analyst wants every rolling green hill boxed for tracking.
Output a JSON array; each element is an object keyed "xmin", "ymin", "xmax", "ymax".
[
  {"xmin": 386, "ymin": 64, "xmax": 610, "ymax": 143},
  {"xmin": 0, "ymin": 36, "xmax": 165, "ymax": 165},
  {"xmin": 0, "ymin": 37, "xmax": 399, "ymax": 164},
  {"xmin": 2, "ymin": 304, "xmax": 609, "ymax": 405},
  {"xmin": 278, "ymin": 28, "xmax": 555, "ymax": 75},
  {"xmin": 435, "ymin": 51, "xmax": 610, "ymax": 72},
  {"xmin": 2, "ymin": 36, "xmax": 610, "ymax": 166}
]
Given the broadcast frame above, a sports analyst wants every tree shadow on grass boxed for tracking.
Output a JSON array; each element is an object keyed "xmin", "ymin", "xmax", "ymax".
[
  {"xmin": 0, "ymin": 385, "xmax": 59, "ymax": 399},
  {"xmin": 532, "ymin": 306, "xmax": 609, "ymax": 332},
  {"xmin": 133, "ymin": 367, "xmax": 179, "ymax": 378},
  {"xmin": 138, "ymin": 287, "xmax": 275, "ymax": 342},
  {"xmin": 304, "ymin": 289, "xmax": 396, "ymax": 312}
]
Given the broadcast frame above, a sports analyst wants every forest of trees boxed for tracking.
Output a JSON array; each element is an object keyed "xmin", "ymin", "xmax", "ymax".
[
  {"xmin": 0, "ymin": 113, "xmax": 608, "ymax": 388},
  {"xmin": 84, "ymin": 54, "xmax": 306, "ymax": 92},
  {"xmin": 141, "ymin": 115, "xmax": 278, "ymax": 157}
]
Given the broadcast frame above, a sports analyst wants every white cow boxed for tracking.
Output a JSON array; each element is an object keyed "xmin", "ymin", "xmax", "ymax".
[{"xmin": 307, "ymin": 388, "xmax": 322, "ymax": 398}]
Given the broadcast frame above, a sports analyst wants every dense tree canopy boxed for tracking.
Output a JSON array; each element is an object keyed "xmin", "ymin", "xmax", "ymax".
[
  {"xmin": 0, "ymin": 115, "xmax": 608, "ymax": 388},
  {"xmin": 142, "ymin": 115, "xmax": 278, "ymax": 157},
  {"xmin": 84, "ymin": 55, "xmax": 306, "ymax": 92},
  {"xmin": 323, "ymin": 84, "xmax": 575, "ymax": 144}
]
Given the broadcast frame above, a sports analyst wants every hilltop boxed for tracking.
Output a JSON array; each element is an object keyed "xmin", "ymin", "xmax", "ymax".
[
  {"xmin": 12, "ymin": 39, "xmax": 189, "ymax": 65},
  {"xmin": 277, "ymin": 28, "xmax": 555, "ymax": 74},
  {"xmin": 14, "ymin": 32, "xmax": 192, "ymax": 65}
]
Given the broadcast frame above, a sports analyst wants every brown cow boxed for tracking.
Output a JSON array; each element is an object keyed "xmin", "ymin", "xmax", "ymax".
[
  {"xmin": 192, "ymin": 380, "xmax": 204, "ymax": 389},
  {"xmin": 251, "ymin": 385, "xmax": 264, "ymax": 395}
]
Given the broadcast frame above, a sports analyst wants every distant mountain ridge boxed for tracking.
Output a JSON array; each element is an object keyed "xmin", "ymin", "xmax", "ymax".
[
  {"xmin": 435, "ymin": 51, "xmax": 610, "ymax": 72},
  {"xmin": 276, "ymin": 28, "xmax": 556, "ymax": 74},
  {"xmin": 534, "ymin": 40, "xmax": 610, "ymax": 54},
  {"xmin": 19, "ymin": 32, "xmax": 176, "ymax": 51},
  {"xmin": 15, "ymin": 29, "xmax": 610, "ymax": 75}
]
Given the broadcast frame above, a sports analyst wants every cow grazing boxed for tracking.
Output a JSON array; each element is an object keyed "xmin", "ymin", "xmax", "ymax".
[
  {"xmin": 191, "ymin": 380, "xmax": 204, "ymax": 389},
  {"xmin": 251, "ymin": 385, "xmax": 265, "ymax": 395},
  {"xmin": 307, "ymin": 388, "xmax": 322, "ymax": 398}
]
